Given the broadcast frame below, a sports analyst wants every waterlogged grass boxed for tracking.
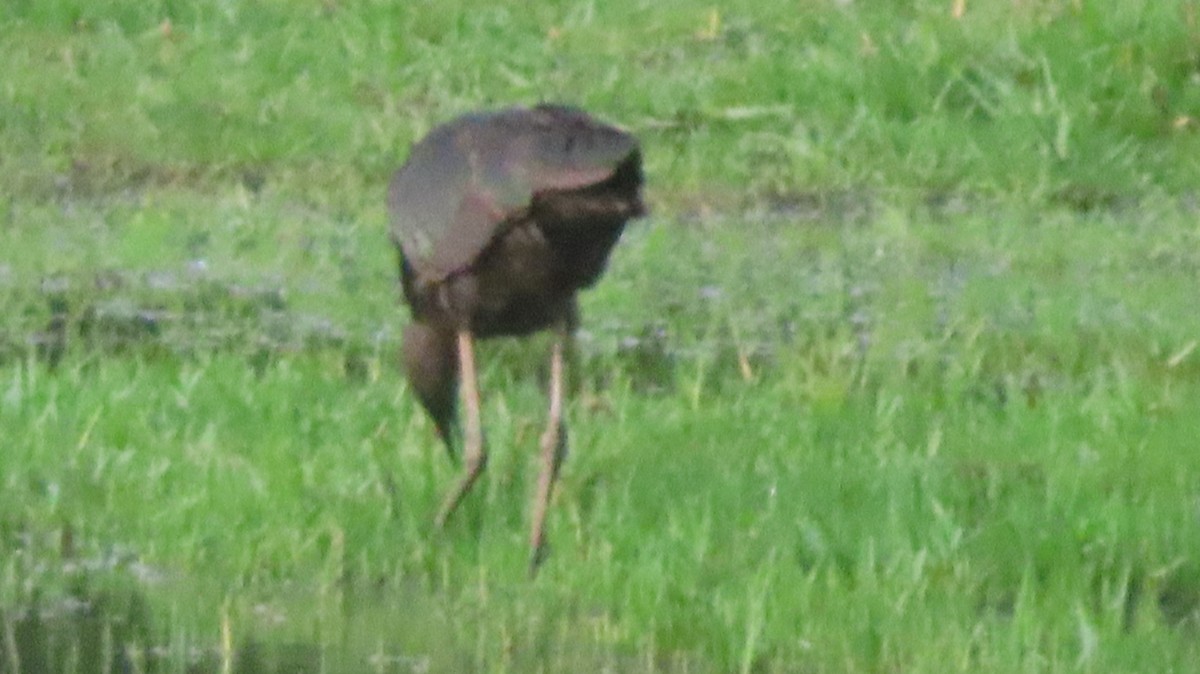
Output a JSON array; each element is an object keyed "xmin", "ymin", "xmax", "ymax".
[
  {"xmin": 3, "ymin": 198, "xmax": 1200, "ymax": 672},
  {"xmin": 4, "ymin": 349, "xmax": 1200, "ymax": 671},
  {"xmin": 3, "ymin": 0, "xmax": 1200, "ymax": 672}
]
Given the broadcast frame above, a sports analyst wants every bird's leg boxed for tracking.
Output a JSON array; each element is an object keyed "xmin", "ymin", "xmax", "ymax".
[
  {"xmin": 435, "ymin": 331, "xmax": 487, "ymax": 529},
  {"xmin": 529, "ymin": 325, "xmax": 570, "ymax": 575}
]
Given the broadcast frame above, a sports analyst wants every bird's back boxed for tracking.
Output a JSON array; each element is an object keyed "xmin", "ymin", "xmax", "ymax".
[
  {"xmin": 389, "ymin": 105, "xmax": 643, "ymax": 336},
  {"xmin": 388, "ymin": 105, "xmax": 644, "ymax": 284}
]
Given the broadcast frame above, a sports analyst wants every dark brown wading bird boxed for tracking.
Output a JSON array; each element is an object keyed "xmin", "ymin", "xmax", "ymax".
[{"xmin": 387, "ymin": 105, "xmax": 645, "ymax": 574}]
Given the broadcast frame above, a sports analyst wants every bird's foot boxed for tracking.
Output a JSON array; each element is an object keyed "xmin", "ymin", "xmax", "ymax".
[
  {"xmin": 528, "ymin": 542, "xmax": 550, "ymax": 578},
  {"xmin": 434, "ymin": 509, "xmax": 451, "ymax": 531}
]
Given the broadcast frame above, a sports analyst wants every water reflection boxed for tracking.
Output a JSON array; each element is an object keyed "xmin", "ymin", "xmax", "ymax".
[
  {"xmin": 4, "ymin": 589, "xmax": 156, "ymax": 674},
  {"xmin": 2, "ymin": 587, "xmax": 433, "ymax": 674}
]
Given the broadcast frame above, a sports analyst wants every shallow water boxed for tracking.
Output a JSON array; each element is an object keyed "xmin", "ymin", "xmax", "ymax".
[{"xmin": 3, "ymin": 582, "xmax": 447, "ymax": 674}]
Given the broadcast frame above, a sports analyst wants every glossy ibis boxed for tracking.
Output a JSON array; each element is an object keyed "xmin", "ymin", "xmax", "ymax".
[{"xmin": 388, "ymin": 104, "xmax": 645, "ymax": 574}]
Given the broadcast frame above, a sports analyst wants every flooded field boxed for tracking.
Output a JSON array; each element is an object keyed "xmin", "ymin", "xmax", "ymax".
[
  {"xmin": 3, "ymin": 191, "xmax": 1200, "ymax": 672},
  {"xmin": 5, "ymin": 1, "xmax": 1200, "ymax": 670}
]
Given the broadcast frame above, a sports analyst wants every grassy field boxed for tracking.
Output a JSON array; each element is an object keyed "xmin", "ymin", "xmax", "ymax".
[{"xmin": 3, "ymin": 1, "xmax": 1200, "ymax": 672}]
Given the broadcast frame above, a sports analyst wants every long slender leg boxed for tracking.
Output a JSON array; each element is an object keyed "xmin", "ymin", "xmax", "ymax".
[
  {"xmin": 529, "ymin": 326, "xmax": 570, "ymax": 575},
  {"xmin": 435, "ymin": 330, "xmax": 487, "ymax": 528}
]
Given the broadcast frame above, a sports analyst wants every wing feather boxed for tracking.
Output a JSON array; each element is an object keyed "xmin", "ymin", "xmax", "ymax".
[{"xmin": 388, "ymin": 105, "xmax": 641, "ymax": 280}]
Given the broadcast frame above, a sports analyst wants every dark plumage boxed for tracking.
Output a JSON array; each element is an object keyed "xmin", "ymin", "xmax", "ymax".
[{"xmin": 388, "ymin": 104, "xmax": 645, "ymax": 574}]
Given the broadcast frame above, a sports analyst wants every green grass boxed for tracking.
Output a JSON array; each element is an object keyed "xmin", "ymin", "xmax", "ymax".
[
  {"xmin": 2, "ymin": 1, "xmax": 1200, "ymax": 672},
  {"xmin": 3, "ymin": 0, "xmax": 1200, "ymax": 201}
]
